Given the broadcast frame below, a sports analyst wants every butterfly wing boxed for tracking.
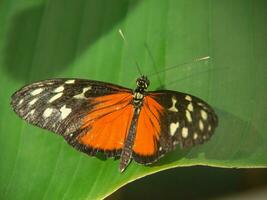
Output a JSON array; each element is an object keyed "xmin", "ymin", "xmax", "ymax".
[
  {"xmin": 132, "ymin": 90, "xmax": 218, "ymax": 164},
  {"xmin": 11, "ymin": 78, "xmax": 133, "ymax": 157}
]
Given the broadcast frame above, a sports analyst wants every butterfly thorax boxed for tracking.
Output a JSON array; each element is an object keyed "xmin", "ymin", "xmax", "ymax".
[
  {"xmin": 132, "ymin": 75, "xmax": 149, "ymax": 107},
  {"xmin": 133, "ymin": 91, "xmax": 144, "ymax": 107}
]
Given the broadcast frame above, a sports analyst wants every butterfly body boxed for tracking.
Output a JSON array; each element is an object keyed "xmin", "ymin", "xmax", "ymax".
[{"xmin": 11, "ymin": 76, "xmax": 218, "ymax": 172}]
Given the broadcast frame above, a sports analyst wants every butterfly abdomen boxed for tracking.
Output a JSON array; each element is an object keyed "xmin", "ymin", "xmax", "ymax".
[{"xmin": 119, "ymin": 107, "xmax": 141, "ymax": 172}]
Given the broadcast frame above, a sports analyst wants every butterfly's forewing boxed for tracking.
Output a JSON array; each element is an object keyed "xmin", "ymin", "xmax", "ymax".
[
  {"xmin": 132, "ymin": 91, "xmax": 218, "ymax": 164},
  {"xmin": 11, "ymin": 79, "xmax": 133, "ymax": 157}
]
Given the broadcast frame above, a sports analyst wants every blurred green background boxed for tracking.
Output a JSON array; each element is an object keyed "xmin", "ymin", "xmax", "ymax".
[{"xmin": 0, "ymin": 0, "xmax": 267, "ymax": 199}]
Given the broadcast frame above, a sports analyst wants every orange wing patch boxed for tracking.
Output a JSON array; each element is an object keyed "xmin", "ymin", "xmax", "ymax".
[
  {"xmin": 78, "ymin": 93, "xmax": 133, "ymax": 151},
  {"xmin": 133, "ymin": 96, "xmax": 164, "ymax": 156}
]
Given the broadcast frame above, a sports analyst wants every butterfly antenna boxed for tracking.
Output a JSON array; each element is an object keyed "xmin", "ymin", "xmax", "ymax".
[
  {"xmin": 148, "ymin": 56, "xmax": 211, "ymax": 77},
  {"xmin": 144, "ymin": 42, "xmax": 163, "ymax": 87},
  {"xmin": 118, "ymin": 29, "xmax": 142, "ymax": 75}
]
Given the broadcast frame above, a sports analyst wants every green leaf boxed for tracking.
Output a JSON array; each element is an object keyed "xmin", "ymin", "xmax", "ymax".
[{"xmin": 0, "ymin": 0, "xmax": 266, "ymax": 199}]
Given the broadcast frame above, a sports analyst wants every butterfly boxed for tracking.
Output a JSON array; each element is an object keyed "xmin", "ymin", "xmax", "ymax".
[{"xmin": 11, "ymin": 75, "xmax": 218, "ymax": 172}]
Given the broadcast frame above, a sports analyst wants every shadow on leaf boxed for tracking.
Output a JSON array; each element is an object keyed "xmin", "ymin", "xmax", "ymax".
[{"xmin": 3, "ymin": 0, "xmax": 139, "ymax": 81}]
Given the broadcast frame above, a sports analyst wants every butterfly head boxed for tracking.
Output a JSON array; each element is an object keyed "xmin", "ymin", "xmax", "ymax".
[{"xmin": 136, "ymin": 75, "xmax": 150, "ymax": 91}]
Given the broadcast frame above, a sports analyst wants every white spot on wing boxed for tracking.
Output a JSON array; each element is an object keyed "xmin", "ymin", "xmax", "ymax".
[
  {"xmin": 208, "ymin": 125, "xmax": 211, "ymax": 131},
  {"xmin": 43, "ymin": 108, "xmax": 53, "ymax": 118},
  {"xmin": 31, "ymin": 88, "xmax": 43, "ymax": 95},
  {"xmin": 25, "ymin": 109, "xmax": 36, "ymax": 118},
  {"xmin": 19, "ymin": 99, "xmax": 24, "ymax": 105},
  {"xmin": 54, "ymin": 85, "xmax": 64, "ymax": 93},
  {"xmin": 73, "ymin": 86, "xmax": 92, "ymax": 99},
  {"xmin": 199, "ymin": 120, "xmax": 204, "ymax": 131},
  {"xmin": 186, "ymin": 110, "xmax": 192, "ymax": 122},
  {"xmin": 60, "ymin": 105, "xmax": 72, "ymax": 119},
  {"xmin": 65, "ymin": 80, "xmax": 75, "ymax": 84},
  {"xmin": 197, "ymin": 102, "xmax": 204, "ymax": 106},
  {"xmin": 170, "ymin": 122, "xmax": 179, "ymax": 136},
  {"xmin": 200, "ymin": 110, "xmax": 208, "ymax": 120},
  {"xmin": 49, "ymin": 92, "xmax": 63, "ymax": 103},
  {"xmin": 182, "ymin": 127, "xmax": 188, "ymax": 138},
  {"xmin": 187, "ymin": 103, "xmax": 193, "ymax": 112},
  {"xmin": 168, "ymin": 96, "xmax": 178, "ymax": 112},
  {"xmin": 193, "ymin": 133, "xmax": 198, "ymax": 140},
  {"xmin": 29, "ymin": 98, "xmax": 38, "ymax": 106},
  {"xmin": 185, "ymin": 95, "xmax": 192, "ymax": 101}
]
